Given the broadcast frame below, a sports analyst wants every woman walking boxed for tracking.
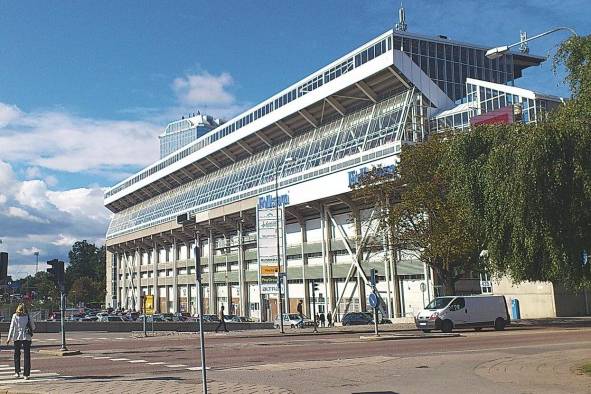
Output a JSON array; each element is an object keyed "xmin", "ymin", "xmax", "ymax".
[{"xmin": 6, "ymin": 304, "xmax": 35, "ymax": 379}]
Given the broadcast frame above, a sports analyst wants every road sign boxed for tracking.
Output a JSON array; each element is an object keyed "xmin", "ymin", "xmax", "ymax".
[
  {"xmin": 368, "ymin": 292, "xmax": 379, "ymax": 308},
  {"xmin": 261, "ymin": 266, "xmax": 279, "ymax": 275},
  {"xmin": 143, "ymin": 295, "xmax": 154, "ymax": 315},
  {"xmin": 420, "ymin": 282, "xmax": 426, "ymax": 293}
]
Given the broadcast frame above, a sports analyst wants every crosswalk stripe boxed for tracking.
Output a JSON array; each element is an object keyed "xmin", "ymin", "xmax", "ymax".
[
  {"xmin": 128, "ymin": 360, "xmax": 147, "ymax": 363},
  {"xmin": 165, "ymin": 364, "xmax": 187, "ymax": 368},
  {"xmin": 92, "ymin": 356, "xmax": 110, "ymax": 359},
  {"xmin": 96, "ymin": 337, "xmax": 109, "ymax": 340},
  {"xmin": 109, "ymin": 358, "xmax": 129, "ymax": 361},
  {"xmin": 147, "ymin": 362, "xmax": 165, "ymax": 365},
  {"xmin": 185, "ymin": 366, "xmax": 211, "ymax": 371},
  {"xmin": 0, "ymin": 370, "xmax": 40, "ymax": 375},
  {"xmin": 0, "ymin": 372, "xmax": 59, "ymax": 383},
  {"xmin": 115, "ymin": 337, "xmax": 127, "ymax": 340}
]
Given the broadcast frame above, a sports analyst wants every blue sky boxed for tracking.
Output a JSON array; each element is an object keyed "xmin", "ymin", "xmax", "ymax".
[{"xmin": 0, "ymin": 1, "xmax": 588, "ymax": 277}]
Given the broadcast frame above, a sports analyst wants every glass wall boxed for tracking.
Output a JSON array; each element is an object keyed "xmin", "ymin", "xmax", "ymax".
[
  {"xmin": 394, "ymin": 34, "xmax": 515, "ymax": 102},
  {"xmin": 107, "ymin": 89, "xmax": 419, "ymax": 239}
]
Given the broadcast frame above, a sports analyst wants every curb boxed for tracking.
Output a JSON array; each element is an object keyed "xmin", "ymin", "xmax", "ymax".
[
  {"xmin": 38, "ymin": 349, "xmax": 81, "ymax": 356},
  {"xmin": 359, "ymin": 333, "xmax": 461, "ymax": 341}
]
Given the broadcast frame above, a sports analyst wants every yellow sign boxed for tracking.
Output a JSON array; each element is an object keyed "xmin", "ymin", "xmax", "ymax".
[
  {"xmin": 260, "ymin": 266, "xmax": 279, "ymax": 275},
  {"xmin": 143, "ymin": 295, "xmax": 154, "ymax": 315}
]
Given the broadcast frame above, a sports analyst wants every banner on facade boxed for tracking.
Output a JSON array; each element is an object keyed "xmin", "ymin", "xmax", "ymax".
[
  {"xmin": 143, "ymin": 295, "xmax": 154, "ymax": 315},
  {"xmin": 257, "ymin": 202, "xmax": 286, "ymax": 295}
]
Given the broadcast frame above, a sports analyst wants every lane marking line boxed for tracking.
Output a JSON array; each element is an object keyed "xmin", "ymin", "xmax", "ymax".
[
  {"xmin": 109, "ymin": 358, "xmax": 130, "ymax": 361},
  {"xmin": 92, "ymin": 356, "xmax": 111, "ymax": 359},
  {"xmin": 147, "ymin": 362, "xmax": 165, "ymax": 365},
  {"xmin": 165, "ymin": 364, "xmax": 187, "ymax": 368},
  {"xmin": 128, "ymin": 360, "xmax": 147, "ymax": 363}
]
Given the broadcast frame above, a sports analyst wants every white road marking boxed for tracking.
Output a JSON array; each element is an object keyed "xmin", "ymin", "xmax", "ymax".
[
  {"xmin": 147, "ymin": 362, "xmax": 165, "ymax": 365},
  {"xmin": 0, "ymin": 372, "xmax": 60, "ymax": 383},
  {"xmin": 109, "ymin": 358, "xmax": 130, "ymax": 361},
  {"xmin": 92, "ymin": 356, "xmax": 111, "ymax": 359},
  {"xmin": 115, "ymin": 337, "xmax": 127, "ymax": 340},
  {"xmin": 165, "ymin": 364, "xmax": 187, "ymax": 368},
  {"xmin": 96, "ymin": 337, "xmax": 109, "ymax": 340},
  {"xmin": 186, "ymin": 366, "xmax": 210, "ymax": 371},
  {"xmin": 128, "ymin": 360, "xmax": 147, "ymax": 363},
  {"xmin": 0, "ymin": 369, "xmax": 40, "ymax": 375}
]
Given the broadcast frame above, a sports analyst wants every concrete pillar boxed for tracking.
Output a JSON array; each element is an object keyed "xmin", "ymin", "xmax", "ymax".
[
  {"xmin": 153, "ymin": 244, "xmax": 159, "ymax": 313},
  {"xmin": 172, "ymin": 239, "xmax": 178, "ymax": 313},
  {"xmin": 353, "ymin": 209, "xmax": 367, "ymax": 313},
  {"xmin": 387, "ymin": 220, "xmax": 402, "ymax": 318},
  {"xmin": 300, "ymin": 220, "xmax": 310, "ymax": 316},
  {"xmin": 324, "ymin": 208, "xmax": 336, "ymax": 316},
  {"xmin": 208, "ymin": 230, "xmax": 217, "ymax": 314},
  {"xmin": 134, "ymin": 248, "xmax": 141, "ymax": 311},
  {"xmin": 238, "ymin": 220, "xmax": 248, "ymax": 317}
]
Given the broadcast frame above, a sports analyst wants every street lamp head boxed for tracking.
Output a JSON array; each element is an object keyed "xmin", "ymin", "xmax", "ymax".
[{"xmin": 485, "ymin": 46, "xmax": 509, "ymax": 59}]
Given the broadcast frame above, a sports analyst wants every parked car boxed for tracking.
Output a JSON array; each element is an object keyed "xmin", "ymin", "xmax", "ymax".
[
  {"xmin": 342, "ymin": 312, "xmax": 373, "ymax": 326},
  {"xmin": 81, "ymin": 315, "xmax": 98, "ymax": 321},
  {"xmin": 223, "ymin": 314, "xmax": 237, "ymax": 323},
  {"xmin": 415, "ymin": 295, "xmax": 510, "ymax": 333},
  {"xmin": 231, "ymin": 316, "xmax": 254, "ymax": 323},
  {"xmin": 138, "ymin": 314, "xmax": 165, "ymax": 322},
  {"xmin": 200, "ymin": 314, "xmax": 220, "ymax": 323},
  {"xmin": 273, "ymin": 313, "xmax": 314, "ymax": 329},
  {"xmin": 98, "ymin": 315, "xmax": 125, "ymax": 322}
]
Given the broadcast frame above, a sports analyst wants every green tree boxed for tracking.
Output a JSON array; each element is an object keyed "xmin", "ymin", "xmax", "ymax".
[
  {"xmin": 355, "ymin": 133, "xmax": 483, "ymax": 295},
  {"xmin": 69, "ymin": 277, "xmax": 104, "ymax": 305},
  {"xmin": 447, "ymin": 35, "xmax": 591, "ymax": 288}
]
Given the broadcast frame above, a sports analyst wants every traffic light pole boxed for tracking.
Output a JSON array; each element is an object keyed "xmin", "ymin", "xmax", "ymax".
[
  {"xmin": 60, "ymin": 290, "xmax": 67, "ymax": 351},
  {"xmin": 194, "ymin": 245, "xmax": 208, "ymax": 394}
]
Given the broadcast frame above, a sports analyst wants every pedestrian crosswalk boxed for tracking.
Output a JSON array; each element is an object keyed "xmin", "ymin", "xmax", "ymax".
[
  {"xmin": 0, "ymin": 365, "xmax": 68, "ymax": 384},
  {"xmin": 78, "ymin": 355, "xmax": 209, "ymax": 372}
]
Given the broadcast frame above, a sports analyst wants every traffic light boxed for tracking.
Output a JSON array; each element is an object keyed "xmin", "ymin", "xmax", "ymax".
[
  {"xmin": 312, "ymin": 281, "xmax": 319, "ymax": 292},
  {"xmin": 370, "ymin": 269, "xmax": 378, "ymax": 287},
  {"xmin": 47, "ymin": 259, "xmax": 65, "ymax": 291},
  {"xmin": 194, "ymin": 246, "xmax": 201, "ymax": 282}
]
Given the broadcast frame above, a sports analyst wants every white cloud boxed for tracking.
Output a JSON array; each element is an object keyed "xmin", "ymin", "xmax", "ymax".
[
  {"xmin": 47, "ymin": 187, "xmax": 110, "ymax": 222},
  {"xmin": 0, "ymin": 103, "xmax": 22, "ymax": 127},
  {"xmin": 15, "ymin": 180, "xmax": 49, "ymax": 210},
  {"xmin": 7, "ymin": 206, "xmax": 49, "ymax": 224},
  {"xmin": 24, "ymin": 167, "xmax": 42, "ymax": 179},
  {"xmin": 44, "ymin": 175, "xmax": 58, "ymax": 187},
  {"xmin": 0, "ymin": 106, "xmax": 161, "ymax": 173},
  {"xmin": 17, "ymin": 246, "xmax": 41, "ymax": 256},
  {"xmin": 173, "ymin": 71, "xmax": 235, "ymax": 106},
  {"xmin": 51, "ymin": 234, "xmax": 78, "ymax": 247}
]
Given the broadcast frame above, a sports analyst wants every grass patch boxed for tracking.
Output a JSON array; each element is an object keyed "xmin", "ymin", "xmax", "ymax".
[{"xmin": 580, "ymin": 362, "xmax": 591, "ymax": 376}]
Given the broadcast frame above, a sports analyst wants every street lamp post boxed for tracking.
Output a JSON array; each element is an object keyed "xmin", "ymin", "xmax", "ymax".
[
  {"xmin": 485, "ymin": 26, "xmax": 578, "ymax": 59},
  {"xmin": 34, "ymin": 251, "xmax": 39, "ymax": 275},
  {"xmin": 274, "ymin": 156, "xmax": 293, "ymax": 334}
]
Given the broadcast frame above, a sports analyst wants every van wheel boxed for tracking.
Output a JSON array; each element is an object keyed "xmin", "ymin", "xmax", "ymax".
[
  {"xmin": 441, "ymin": 320, "xmax": 453, "ymax": 333},
  {"xmin": 494, "ymin": 317, "xmax": 506, "ymax": 331},
  {"xmin": 474, "ymin": 327, "xmax": 483, "ymax": 332},
  {"xmin": 422, "ymin": 329, "xmax": 431, "ymax": 333}
]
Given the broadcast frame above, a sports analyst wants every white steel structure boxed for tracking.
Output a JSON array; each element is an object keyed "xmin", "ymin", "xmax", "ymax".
[{"xmin": 105, "ymin": 24, "xmax": 553, "ymax": 321}]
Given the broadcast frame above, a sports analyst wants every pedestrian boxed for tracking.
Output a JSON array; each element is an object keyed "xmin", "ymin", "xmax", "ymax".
[
  {"xmin": 296, "ymin": 300, "xmax": 304, "ymax": 328},
  {"xmin": 319, "ymin": 313, "xmax": 325, "ymax": 328},
  {"xmin": 327, "ymin": 312, "xmax": 332, "ymax": 327},
  {"xmin": 6, "ymin": 303, "xmax": 35, "ymax": 380},
  {"xmin": 215, "ymin": 304, "xmax": 228, "ymax": 333}
]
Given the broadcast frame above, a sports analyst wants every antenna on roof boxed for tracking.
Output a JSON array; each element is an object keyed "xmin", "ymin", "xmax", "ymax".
[{"xmin": 395, "ymin": 3, "xmax": 407, "ymax": 32}]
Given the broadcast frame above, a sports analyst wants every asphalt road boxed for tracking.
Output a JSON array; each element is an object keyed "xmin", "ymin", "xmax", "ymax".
[{"xmin": 0, "ymin": 325, "xmax": 589, "ymax": 393}]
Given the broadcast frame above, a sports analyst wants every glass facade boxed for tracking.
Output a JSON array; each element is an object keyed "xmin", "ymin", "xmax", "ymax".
[
  {"xmin": 105, "ymin": 32, "xmax": 394, "ymax": 200},
  {"xmin": 159, "ymin": 116, "xmax": 221, "ymax": 158},
  {"xmin": 394, "ymin": 33, "xmax": 515, "ymax": 102},
  {"xmin": 429, "ymin": 79, "xmax": 562, "ymax": 132},
  {"xmin": 107, "ymin": 89, "xmax": 419, "ymax": 239}
]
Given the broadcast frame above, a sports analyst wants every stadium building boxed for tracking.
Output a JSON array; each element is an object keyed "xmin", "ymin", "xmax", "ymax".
[{"xmin": 104, "ymin": 13, "xmax": 570, "ymax": 321}]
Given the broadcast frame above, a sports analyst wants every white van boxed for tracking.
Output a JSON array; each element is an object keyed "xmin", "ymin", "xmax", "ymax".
[{"xmin": 415, "ymin": 295, "xmax": 510, "ymax": 333}]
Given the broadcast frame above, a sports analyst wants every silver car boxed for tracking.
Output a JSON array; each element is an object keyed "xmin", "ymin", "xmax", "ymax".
[{"xmin": 273, "ymin": 313, "xmax": 314, "ymax": 328}]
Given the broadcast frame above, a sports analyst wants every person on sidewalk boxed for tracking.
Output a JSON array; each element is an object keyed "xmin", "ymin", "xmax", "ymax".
[
  {"xmin": 319, "ymin": 313, "xmax": 325, "ymax": 328},
  {"xmin": 215, "ymin": 304, "xmax": 229, "ymax": 333},
  {"xmin": 327, "ymin": 312, "xmax": 332, "ymax": 327},
  {"xmin": 6, "ymin": 304, "xmax": 35, "ymax": 380},
  {"xmin": 296, "ymin": 300, "xmax": 304, "ymax": 328}
]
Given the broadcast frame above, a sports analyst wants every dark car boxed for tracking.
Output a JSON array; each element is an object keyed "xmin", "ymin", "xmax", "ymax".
[
  {"xmin": 200, "ymin": 314, "xmax": 220, "ymax": 323},
  {"xmin": 342, "ymin": 312, "xmax": 373, "ymax": 326}
]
